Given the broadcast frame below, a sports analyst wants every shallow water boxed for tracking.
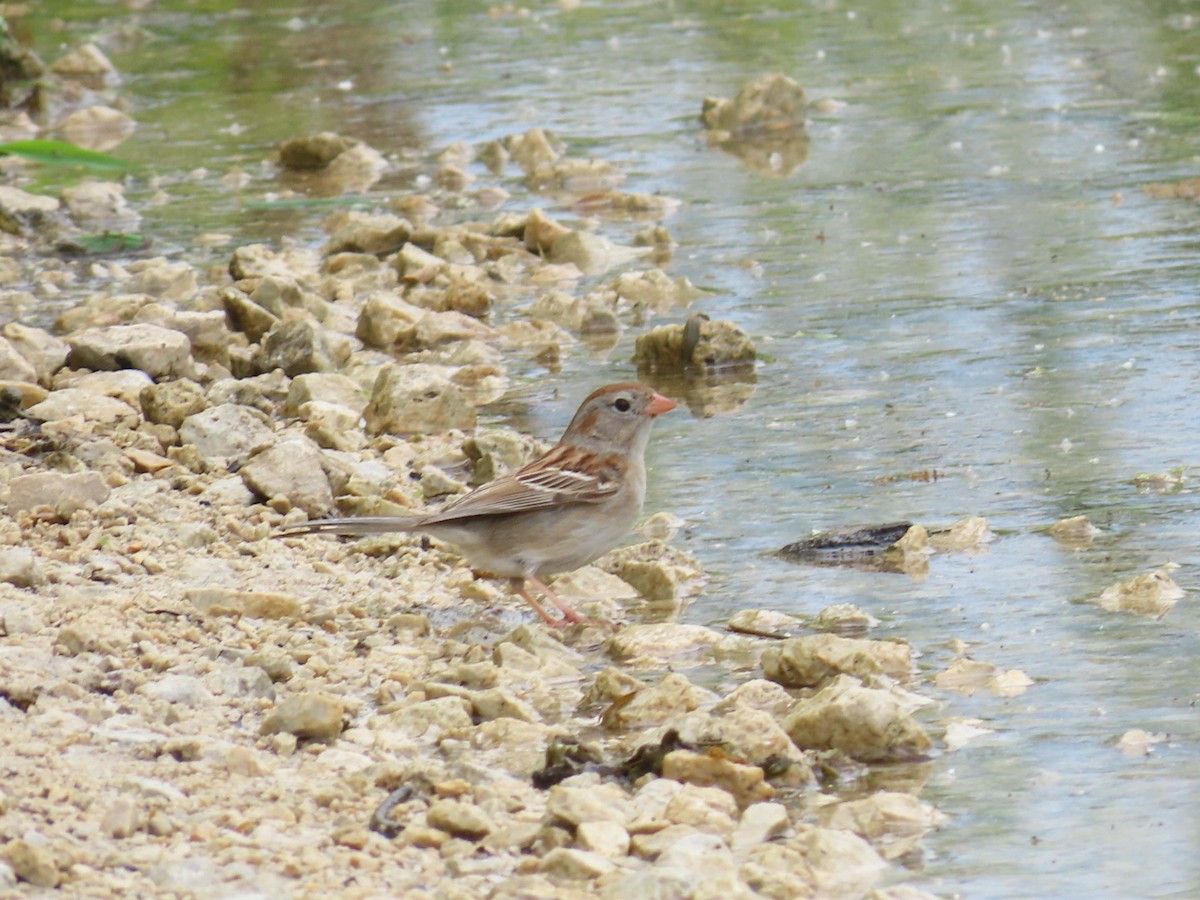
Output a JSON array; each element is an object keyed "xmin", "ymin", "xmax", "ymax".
[{"xmin": 20, "ymin": 0, "xmax": 1200, "ymax": 895}]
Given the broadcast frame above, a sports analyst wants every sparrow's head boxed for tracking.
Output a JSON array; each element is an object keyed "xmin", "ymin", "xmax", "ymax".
[{"xmin": 560, "ymin": 382, "xmax": 676, "ymax": 454}]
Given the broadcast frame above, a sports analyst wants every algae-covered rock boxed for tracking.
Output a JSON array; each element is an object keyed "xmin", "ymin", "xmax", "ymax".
[
  {"xmin": 1047, "ymin": 514, "xmax": 1099, "ymax": 548},
  {"xmin": 634, "ymin": 316, "xmax": 755, "ymax": 373},
  {"xmin": 928, "ymin": 516, "xmax": 992, "ymax": 552},
  {"xmin": 277, "ymin": 131, "xmax": 360, "ymax": 170},
  {"xmin": 1085, "ymin": 569, "xmax": 1183, "ymax": 619},
  {"xmin": 139, "ymin": 379, "xmax": 207, "ymax": 428},
  {"xmin": 701, "ymin": 73, "xmax": 808, "ymax": 135}
]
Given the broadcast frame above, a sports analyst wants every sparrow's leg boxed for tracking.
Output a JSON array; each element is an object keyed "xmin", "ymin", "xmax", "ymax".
[
  {"xmin": 512, "ymin": 578, "xmax": 572, "ymax": 628},
  {"xmin": 525, "ymin": 575, "xmax": 588, "ymax": 624}
]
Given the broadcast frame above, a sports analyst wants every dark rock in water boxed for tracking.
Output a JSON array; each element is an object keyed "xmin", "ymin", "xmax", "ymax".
[{"xmin": 778, "ymin": 522, "xmax": 913, "ymax": 566}]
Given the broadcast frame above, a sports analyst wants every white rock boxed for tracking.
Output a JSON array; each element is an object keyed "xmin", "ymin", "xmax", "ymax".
[
  {"xmin": 26, "ymin": 388, "xmax": 139, "ymax": 425},
  {"xmin": 179, "ymin": 403, "xmax": 275, "ymax": 463},
  {"xmin": 67, "ymin": 323, "xmax": 195, "ymax": 379},
  {"xmin": 141, "ymin": 674, "xmax": 213, "ymax": 707},
  {"xmin": 0, "ymin": 336, "xmax": 36, "ymax": 382},
  {"xmin": 240, "ymin": 437, "xmax": 334, "ymax": 517},
  {"xmin": 576, "ymin": 820, "xmax": 630, "ymax": 859},
  {"xmin": 7, "ymin": 471, "xmax": 110, "ymax": 516},
  {"xmin": 732, "ymin": 802, "xmax": 791, "ymax": 856},
  {"xmin": 0, "ymin": 548, "xmax": 44, "ymax": 587},
  {"xmin": 363, "ymin": 363, "xmax": 476, "ymax": 435}
]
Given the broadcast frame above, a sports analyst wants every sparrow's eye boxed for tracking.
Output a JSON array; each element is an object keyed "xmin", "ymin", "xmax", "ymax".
[{"xmin": 613, "ymin": 397, "xmax": 632, "ymax": 412}]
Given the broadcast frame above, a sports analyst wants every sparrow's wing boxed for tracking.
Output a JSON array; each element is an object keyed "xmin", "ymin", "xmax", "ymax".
[
  {"xmin": 275, "ymin": 446, "xmax": 625, "ymax": 536},
  {"xmin": 423, "ymin": 444, "xmax": 624, "ymax": 522}
]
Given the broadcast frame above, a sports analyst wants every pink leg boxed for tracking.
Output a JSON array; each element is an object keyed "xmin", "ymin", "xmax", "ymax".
[
  {"xmin": 513, "ymin": 579, "xmax": 573, "ymax": 629},
  {"xmin": 526, "ymin": 575, "xmax": 589, "ymax": 624}
]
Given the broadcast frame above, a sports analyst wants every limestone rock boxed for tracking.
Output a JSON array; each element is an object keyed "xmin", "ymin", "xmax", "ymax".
[
  {"xmin": 606, "ymin": 623, "xmax": 728, "ymax": 666},
  {"xmin": 286, "ymin": 372, "xmax": 367, "ymax": 416},
  {"xmin": 141, "ymin": 674, "xmax": 212, "ymax": 708},
  {"xmin": 2, "ymin": 323, "xmax": 69, "ymax": 383},
  {"xmin": 671, "ymin": 705, "xmax": 811, "ymax": 782},
  {"xmin": 602, "ymin": 673, "xmax": 718, "ymax": 731},
  {"xmin": 731, "ymin": 802, "xmax": 790, "ymax": 856},
  {"xmin": 256, "ymin": 317, "xmax": 346, "ymax": 376},
  {"xmin": 178, "ymin": 403, "xmax": 275, "ymax": 464},
  {"xmin": 928, "ymin": 515, "xmax": 993, "ymax": 551},
  {"xmin": 575, "ymin": 820, "xmax": 630, "ymax": 859},
  {"xmin": 546, "ymin": 783, "xmax": 630, "ymax": 828},
  {"xmin": 61, "ymin": 181, "xmax": 140, "ymax": 232},
  {"xmin": 377, "ymin": 696, "xmax": 473, "ymax": 740},
  {"xmin": 186, "ymin": 588, "xmax": 303, "ymax": 619},
  {"xmin": 61, "ymin": 369, "xmax": 150, "ymax": 408},
  {"xmin": 547, "ymin": 229, "xmax": 648, "ymax": 275},
  {"xmin": 66, "ymin": 323, "xmax": 195, "ymax": 379},
  {"xmin": 663, "ymin": 783, "xmax": 738, "ymax": 838},
  {"xmin": 781, "ymin": 675, "xmax": 932, "ymax": 762},
  {"xmin": 661, "ymin": 749, "xmax": 774, "ymax": 808},
  {"xmin": 325, "ymin": 211, "xmax": 411, "ymax": 255},
  {"xmin": 0, "ymin": 185, "xmax": 67, "ymax": 239},
  {"xmin": 462, "ymin": 427, "xmax": 541, "ymax": 484},
  {"xmin": 0, "ymin": 601, "xmax": 41, "ymax": 634},
  {"xmin": 817, "ymin": 791, "xmax": 944, "ymax": 849},
  {"xmin": 140, "ymin": 379, "xmax": 207, "ymax": 428},
  {"xmin": 356, "ymin": 291, "xmax": 425, "ymax": 349},
  {"xmin": 363, "ymin": 363, "xmax": 476, "ymax": 435},
  {"xmin": 789, "ymin": 824, "xmax": 886, "ymax": 896},
  {"xmin": 0, "ymin": 336, "xmax": 36, "ymax": 382},
  {"xmin": 7, "ymin": 471, "xmax": 110, "ymax": 516},
  {"xmin": 49, "ymin": 41, "xmax": 118, "ymax": 87},
  {"xmin": 58, "ymin": 105, "xmax": 136, "ymax": 153},
  {"xmin": 240, "ymin": 438, "xmax": 334, "ymax": 516},
  {"xmin": 812, "ymin": 603, "xmax": 880, "ymax": 635},
  {"xmin": 761, "ymin": 634, "xmax": 914, "ymax": 688},
  {"xmin": 260, "ymin": 692, "xmax": 344, "ymax": 740},
  {"xmin": 0, "ymin": 547, "xmax": 45, "ymax": 587},
  {"xmin": 133, "ymin": 304, "xmax": 228, "ymax": 356},
  {"xmin": 595, "ymin": 540, "xmax": 704, "ymax": 603},
  {"xmin": 26, "ymin": 388, "xmax": 139, "ymax": 425},
  {"xmin": 221, "ymin": 287, "xmax": 280, "ymax": 342},
  {"xmin": 1, "ymin": 838, "xmax": 61, "ymax": 888},
  {"xmin": 613, "ymin": 268, "xmax": 703, "ymax": 312},
  {"xmin": 278, "ymin": 132, "xmax": 359, "ymax": 170},
  {"xmin": 538, "ymin": 847, "xmax": 616, "ymax": 880},
  {"xmin": 426, "ymin": 799, "xmax": 494, "ymax": 840},
  {"xmin": 1048, "ymin": 514, "xmax": 1099, "ymax": 548}
]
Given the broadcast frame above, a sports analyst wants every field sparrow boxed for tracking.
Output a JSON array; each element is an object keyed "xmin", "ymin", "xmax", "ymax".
[{"xmin": 278, "ymin": 382, "xmax": 677, "ymax": 627}]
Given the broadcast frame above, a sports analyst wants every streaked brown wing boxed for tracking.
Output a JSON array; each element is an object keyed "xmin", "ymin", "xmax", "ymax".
[{"xmin": 422, "ymin": 445, "xmax": 620, "ymax": 524}]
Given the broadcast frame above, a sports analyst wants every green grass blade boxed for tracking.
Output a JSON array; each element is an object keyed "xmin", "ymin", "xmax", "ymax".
[{"xmin": 0, "ymin": 139, "xmax": 133, "ymax": 171}]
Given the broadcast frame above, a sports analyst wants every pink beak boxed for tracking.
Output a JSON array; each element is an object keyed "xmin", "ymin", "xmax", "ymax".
[{"xmin": 645, "ymin": 392, "xmax": 677, "ymax": 417}]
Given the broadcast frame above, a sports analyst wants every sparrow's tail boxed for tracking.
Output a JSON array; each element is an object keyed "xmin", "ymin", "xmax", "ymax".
[{"xmin": 276, "ymin": 516, "xmax": 426, "ymax": 538}]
